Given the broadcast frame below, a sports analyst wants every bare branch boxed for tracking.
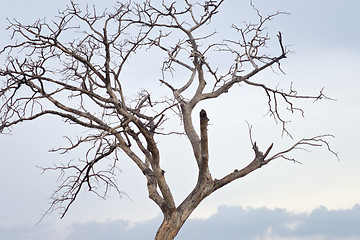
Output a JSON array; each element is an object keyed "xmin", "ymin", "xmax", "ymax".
[{"xmin": 265, "ymin": 135, "xmax": 339, "ymax": 164}]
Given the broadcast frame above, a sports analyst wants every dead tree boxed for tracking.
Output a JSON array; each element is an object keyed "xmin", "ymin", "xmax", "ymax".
[{"xmin": 0, "ymin": 1, "xmax": 337, "ymax": 239}]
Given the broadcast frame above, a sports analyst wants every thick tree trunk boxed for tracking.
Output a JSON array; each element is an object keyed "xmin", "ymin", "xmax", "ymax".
[{"xmin": 155, "ymin": 212, "xmax": 184, "ymax": 240}]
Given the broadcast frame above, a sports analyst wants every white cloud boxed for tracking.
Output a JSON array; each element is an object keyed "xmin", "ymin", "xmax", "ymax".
[
  {"xmin": 283, "ymin": 220, "xmax": 303, "ymax": 231},
  {"xmin": 178, "ymin": 205, "xmax": 360, "ymax": 240},
  {"xmin": 1, "ymin": 204, "xmax": 360, "ymax": 240}
]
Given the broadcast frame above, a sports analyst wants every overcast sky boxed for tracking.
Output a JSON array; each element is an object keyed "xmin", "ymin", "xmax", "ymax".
[{"xmin": 1, "ymin": 0, "xmax": 360, "ymax": 239}]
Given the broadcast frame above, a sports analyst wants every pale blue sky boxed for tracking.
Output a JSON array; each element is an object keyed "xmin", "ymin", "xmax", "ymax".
[{"xmin": 1, "ymin": 0, "xmax": 360, "ymax": 239}]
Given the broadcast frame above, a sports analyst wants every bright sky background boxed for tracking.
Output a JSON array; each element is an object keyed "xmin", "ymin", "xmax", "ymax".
[{"xmin": 1, "ymin": 0, "xmax": 360, "ymax": 239}]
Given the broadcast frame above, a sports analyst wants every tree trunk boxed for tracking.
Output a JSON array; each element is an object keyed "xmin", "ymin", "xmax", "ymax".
[{"xmin": 155, "ymin": 211, "xmax": 184, "ymax": 240}]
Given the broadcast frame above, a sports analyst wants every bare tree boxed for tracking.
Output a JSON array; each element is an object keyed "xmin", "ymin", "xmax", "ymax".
[{"xmin": 0, "ymin": 1, "xmax": 337, "ymax": 239}]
